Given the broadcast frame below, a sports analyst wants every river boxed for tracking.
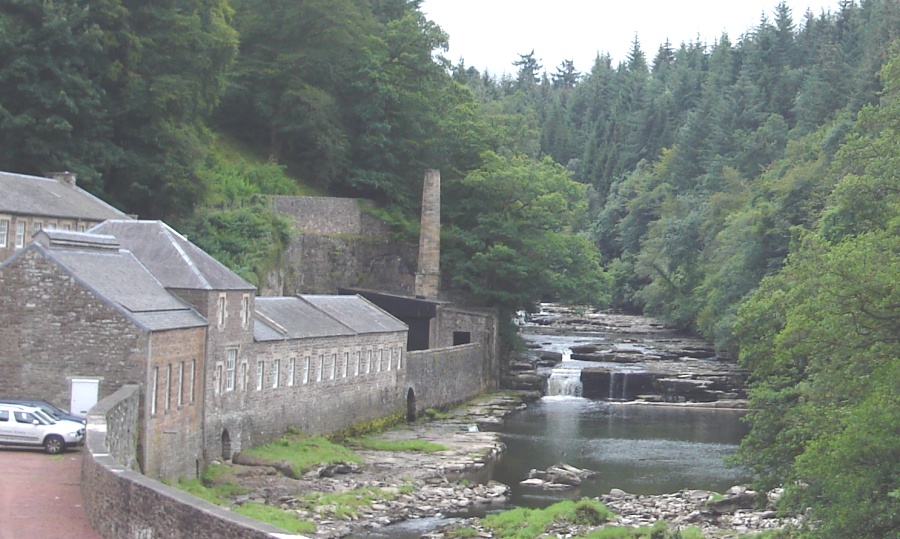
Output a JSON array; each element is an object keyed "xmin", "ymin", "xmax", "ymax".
[
  {"xmin": 355, "ymin": 308, "xmax": 751, "ymax": 538},
  {"xmin": 484, "ymin": 399, "xmax": 749, "ymax": 508}
]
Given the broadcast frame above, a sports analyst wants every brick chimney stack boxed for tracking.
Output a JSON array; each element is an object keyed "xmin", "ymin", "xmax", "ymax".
[
  {"xmin": 415, "ymin": 169, "xmax": 441, "ymax": 299},
  {"xmin": 49, "ymin": 171, "xmax": 77, "ymax": 186}
]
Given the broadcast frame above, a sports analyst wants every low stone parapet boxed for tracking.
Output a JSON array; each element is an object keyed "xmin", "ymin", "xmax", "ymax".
[{"xmin": 82, "ymin": 385, "xmax": 305, "ymax": 539}]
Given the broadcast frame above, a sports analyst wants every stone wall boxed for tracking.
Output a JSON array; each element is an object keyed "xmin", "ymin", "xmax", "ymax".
[
  {"xmin": 145, "ymin": 328, "xmax": 206, "ymax": 480},
  {"xmin": 406, "ymin": 344, "xmax": 485, "ymax": 414},
  {"xmin": 89, "ymin": 385, "xmax": 141, "ymax": 471},
  {"xmin": 269, "ymin": 196, "xmax": 390, "ymax": 236},
  {"xmin": 434, "ymin": 306, "xmax": 500, "ymax": 391},
  {"xmin": 268, "ymin": 233, "xmax": 417, "ymax": 297},
  {"xmin": 264, "ymin": 196, "xmax": 416, "ymax": 297},
  {"xmin": 0, "ymin": 249, "xmax": 148, "ymax": 411},
  {"xmin": 82, "ymin": 385, "xmax": 302, "ymax": 539},
  {"xmin": 205, "ymin": 331, "xmax": 409, "ymax": 460}
]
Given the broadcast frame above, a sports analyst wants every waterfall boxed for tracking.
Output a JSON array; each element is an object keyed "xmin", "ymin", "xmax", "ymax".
[
  {"xmin": 547, "ymin": 366, "xmax": 584, "ymax": 397},
  {"xmin": 546, "ymin": 349, "xmax": 582, "ymax": 397},
  {"xmin": 608, "ymin": 372, "xmax": 630, "ymax": 401}
]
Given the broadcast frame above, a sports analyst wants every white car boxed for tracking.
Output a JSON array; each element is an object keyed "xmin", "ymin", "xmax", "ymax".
[{"xmin": 0, "ymin": 403, "xmax": 84, "ymax": 454}]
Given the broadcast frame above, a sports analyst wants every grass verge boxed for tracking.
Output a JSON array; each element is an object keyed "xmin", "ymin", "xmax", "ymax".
[
  {"xmin": 245, "ymin": 434, "xmax": 361, "ymax": 476},
  {"xmin": 481, "ymin": 499, "xmax": 615, "ymax": 539},
  {"xmin": 233, "ymin": 503, "xmax": 317, "ymax": 534},
  {"xmin": 348, "ymin": 435, "xmax": 448, "ymax": 453},
  {"xmin": 177, "ymin": 463, "xmax": 251, "ymax": 505},
  {"xmin": 295, "ymin": 485, "xmax": 412, "ymax": 519}
]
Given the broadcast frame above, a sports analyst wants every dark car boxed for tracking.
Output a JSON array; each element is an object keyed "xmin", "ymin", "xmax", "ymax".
[{"xmin": 0, "ymin": 399, "xmax": 85, "ymax": 424}]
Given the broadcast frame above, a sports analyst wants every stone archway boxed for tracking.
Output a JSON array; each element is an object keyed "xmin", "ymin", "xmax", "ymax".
[
  {"xmin": 406, "ymin": 388, "xmax": 416, "ymax": 423},
  {"xmin": 221, "ymin": 429, "xmax": 232, "ymax": 461}
]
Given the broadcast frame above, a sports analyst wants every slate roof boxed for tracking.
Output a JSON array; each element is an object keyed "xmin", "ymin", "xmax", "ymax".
[
  {"xmin": 303, "ymin": 295, "xmax": 408, "ymax": 334},
  {"xmin": 90, "ymin": 220, "xmax": 255, "ymax": 291},
  {"xmin": 254, "ymin": 295, "xmax": 407, "ymax": 342},
  {"xmin": 32, "ymin": 236, "xmax": 207, "ymax": 332},
  {"xmin": 0, "ymin": 171, "xmax": 129, "ymax": 220},
  {"xmin": 254, "ymin": 297, "xmax": 355, "ymax": 341}
]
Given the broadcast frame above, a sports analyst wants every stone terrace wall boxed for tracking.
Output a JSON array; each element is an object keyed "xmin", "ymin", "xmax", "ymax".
[
  {"xmin": 83, "ymin": 385, "xmax": 304, "ymax": 539},
  {"xmin": 269, "ymin": 196, "xmax": 390, "ymax": 236},
  {"xmin": 406, "ymin": 344, "xmax": 485, "ymax": 414},
  {"xmin": 264, "ymin": 196, "xmax": 416, "ymax": 297}
]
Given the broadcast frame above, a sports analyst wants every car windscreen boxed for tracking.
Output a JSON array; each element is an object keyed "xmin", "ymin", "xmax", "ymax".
[
  {"xmin": 37, "ymin": 405, "xmax": 62, "ymax": 420},
  {"xmin": 33, "ymin": 409, "xmax": 56, "ymax": 424}
]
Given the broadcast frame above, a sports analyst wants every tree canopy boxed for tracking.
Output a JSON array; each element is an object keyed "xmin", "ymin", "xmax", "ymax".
[{"xmin": 3, "ymin": 2, "xmax": 900, "ymax": 533}]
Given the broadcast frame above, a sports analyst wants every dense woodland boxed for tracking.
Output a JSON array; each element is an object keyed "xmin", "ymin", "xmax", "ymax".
[{"xmin": 1, "ymin": 0, "xmax": 898, "ymax": 537}]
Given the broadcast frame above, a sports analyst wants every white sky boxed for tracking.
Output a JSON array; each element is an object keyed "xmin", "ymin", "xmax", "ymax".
[{"xmin": 421, "ymin": 0, "xmax": 842, "ymax": 76}]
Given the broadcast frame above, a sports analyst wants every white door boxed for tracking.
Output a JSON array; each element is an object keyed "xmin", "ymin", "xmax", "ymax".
[{"xmin": 70, "ymin": 379, "xmax": 100, "ymax": 418}]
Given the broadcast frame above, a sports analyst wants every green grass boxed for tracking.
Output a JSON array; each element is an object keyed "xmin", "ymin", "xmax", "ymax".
[
  {"xmin": 424, "ymin": 407, "xmax": 455, "ymax": 420},
  {"xmin": 246, "ymin": 434, "xmax": 361, "ymax": 476},
  {"xmin": 295, "ymin": 486, "xmax": 405, "ymax": 519},
  {"xmin": 581, "ymin": 527, "xmax": 650, "ymax": 539},
  {"xmin": 349, "ymin": 435, "xmax": 448, "ymax": 453},
  {"xmin": 448, "ymin": 527, "xmax": 481, "ymax": 539},
  {"xmin": 177, "ymin": 478, "xmax": 242, "ymax": 505},
  {"xmin": 481, "ymin": 499, "xmax": 615, "ymax": 539},
  {"xmin": 233, "ymin": 503, "xmax": 316, "ymax": 534},
  {"xmin": 176, "ymin": 463, "xmax": 252, "ymax": 505},
  {"xmin": 579, "ymin": 522, "xmax": 706, "ymax": 539}
]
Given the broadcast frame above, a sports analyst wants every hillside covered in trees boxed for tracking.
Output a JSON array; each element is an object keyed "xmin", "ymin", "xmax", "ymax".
[{"xmin": 1, "ymin": 0, "xmax": 898, "ymax": 537}]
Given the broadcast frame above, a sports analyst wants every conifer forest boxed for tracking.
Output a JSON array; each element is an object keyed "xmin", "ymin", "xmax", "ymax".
[{"xmin": 1, "ymin": 1, "xmax": 898, "ymax": 537}]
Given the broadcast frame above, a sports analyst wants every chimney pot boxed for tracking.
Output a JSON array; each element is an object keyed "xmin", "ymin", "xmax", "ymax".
[{"xmin": 49, "ymin": 171, "xmax": 77, "ymax": 186}]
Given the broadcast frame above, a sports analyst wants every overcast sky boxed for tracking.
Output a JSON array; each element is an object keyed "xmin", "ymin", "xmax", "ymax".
[{"xmin": 421, "ymin": 0, "xmax": 842, "ymax": 76}]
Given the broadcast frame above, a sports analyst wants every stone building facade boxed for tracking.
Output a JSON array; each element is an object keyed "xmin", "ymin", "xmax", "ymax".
[
  {"xmin": 0, "ymin": 219, "xmax": 426, "ymax": 480},
  {"xmin": 2, "ymin": 173, "xmax": 500, "ymax": 488},
  {"xmin": 0, "ymin": 171, "xmax": 131, "ymax": 263},
  {"xmin": 0, "ymin": 230, "xmax": 207, "ymax": 479}
]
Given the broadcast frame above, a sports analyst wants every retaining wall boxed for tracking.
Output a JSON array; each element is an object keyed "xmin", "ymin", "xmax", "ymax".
[
  {"xmin": 82, "ymin": 385, "xmax": 305, "ymax": 539},
  {"xmin": 406, "ymin": 343, "xmax": 485, "ymax": 413}
]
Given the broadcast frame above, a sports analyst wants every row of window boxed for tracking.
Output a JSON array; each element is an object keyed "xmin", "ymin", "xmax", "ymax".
[
  {"xmin": 0, "ymin": 218, "xmax": 86, "ymax": 250},
  {"xmin": 150, "ymin": 360, "xmax": 196, "ymax": 416},
  {"xmin": 216, "ymin": 293, "xmax": 252, "ymax": 331},
  {"xmin": 216, "ymin": 346, "xmax": 404, "ymax": 394}
]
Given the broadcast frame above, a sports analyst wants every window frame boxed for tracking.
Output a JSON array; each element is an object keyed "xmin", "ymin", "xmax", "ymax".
[
  {"xmin": 241, "ymin": 293, "xmax": 251, "ymax": 329},
  {"xmin": 14, "ymin": 221, "xmax": 25, "ymax": 249},
  {"xmin": 151, "ymin": 367, "xmax": 159, "ymax": 415},
  {"xmin": 217, "ymin": 294, "xmax": 226, "ymax": 329},
  {"xmin": 225, "ymin": 348, "xmax": 237, "ymax": 392},
  {"xmin": 0, "ymin": 219, "xmax": 8, "ymax": 248}
]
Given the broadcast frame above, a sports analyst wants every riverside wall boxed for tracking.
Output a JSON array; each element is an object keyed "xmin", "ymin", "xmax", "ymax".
[
  {"xmin": 82, "ymin": 385, "xmax": 305, "ymax": 539},
  {"xmin": 407, "ymin": 343, "xmax": 486, "ymax": 414}
]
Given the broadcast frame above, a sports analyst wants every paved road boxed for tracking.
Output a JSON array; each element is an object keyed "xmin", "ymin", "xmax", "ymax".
[{"xmin": 0, "ymin": 447, "xmax": 103, "ymax": 539}]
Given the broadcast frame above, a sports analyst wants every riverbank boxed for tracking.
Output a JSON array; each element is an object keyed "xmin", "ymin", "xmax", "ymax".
[
  {"xmin": 210, "ymin": 391, "xmax": 798, "ymax": 539},
  {"xmin": 215, "ymin": 392, "xmax": 525, "ymax": 538}
]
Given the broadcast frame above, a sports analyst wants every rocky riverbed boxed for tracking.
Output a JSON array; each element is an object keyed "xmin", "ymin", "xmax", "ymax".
[
  {"xmin": 506, "ymin": 305, "xmax": 749, "ymax": 406},
  {"xmin": 207, "ymin": 308, "xmax": 792, "ymax": 538},
  {"xmin": 217, "ymin": 392, "xmax": 525, "ymax": 538},
  {"xmin": 213, "ymin": 391, "xmax": 799, "ymax": 539}
]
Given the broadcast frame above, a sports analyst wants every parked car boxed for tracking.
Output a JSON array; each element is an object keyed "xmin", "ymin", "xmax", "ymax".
[
  {"xmin": 0, "ymin": 398, "xmax": 85, "ymax": 424},
  {"xmin": 0, "ymin": 403, "xmax": 84, "ymax": 454}
]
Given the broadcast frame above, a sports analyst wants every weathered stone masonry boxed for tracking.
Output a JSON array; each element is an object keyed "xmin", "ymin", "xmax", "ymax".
[
  {"xmin": 83, "ymin": 386, "xmax": 299, "ymax": 539},
  {"xmin": 0, "ymin": 249, "xmax": 146, "ymax": 411}
]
